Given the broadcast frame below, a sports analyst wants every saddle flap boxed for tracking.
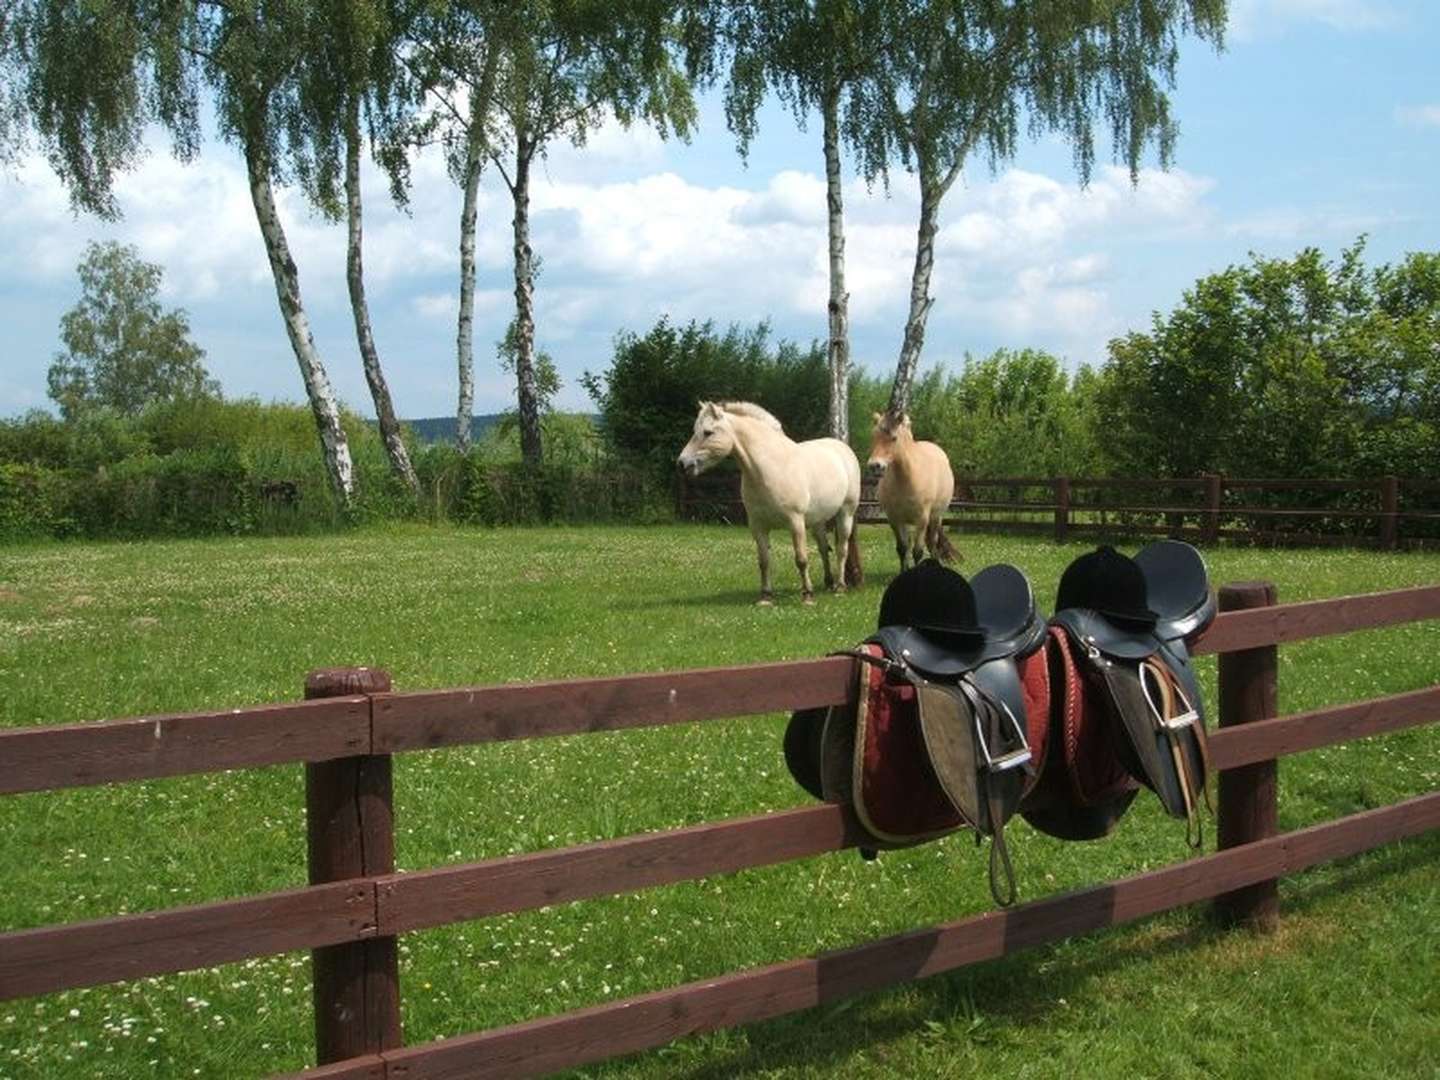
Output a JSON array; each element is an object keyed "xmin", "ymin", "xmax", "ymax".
[
  {"xmin": 916, "ymin": 679, "xmax": 1030, "ymax": 838},
  {"xmin": 1100, "ymin": 657, "xmax": 1211, "ymax": 828}
]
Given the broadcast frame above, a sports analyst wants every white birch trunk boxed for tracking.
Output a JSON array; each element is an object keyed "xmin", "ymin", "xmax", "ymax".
[
  {"xmin": 345, "ymin": 103, "xmax": 419, "ymax": 496},
  {"xmin": 510, "ymin": 135, "xmax": 543, "ymax": 467},
  {"xmin": 822, "ymin": 89, "xmax": 851, "ymax": 443},
  {"xmin": 243, "ymin": 140, "xmax": 355, "ymax": 506},
  {"xmin": 455, "ymin": 133, "xmax": 482, "ymax": 453},
  {"xmin": 455, "ymin": 44, "xmax": 500, "ymax": 453},
  {"xmin": 889, "ymin": 150, "xmax": 964, "ymax": 418}
]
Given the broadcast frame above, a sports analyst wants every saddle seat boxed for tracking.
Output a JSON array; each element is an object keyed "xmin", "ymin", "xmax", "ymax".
[
  {"xmin": 1041, "ymin": 541, "xmax": 1217, "ymax": 845},
  {"xmin": 786, "ymin": 560, "xmax": 1050, "ymax": 905}
]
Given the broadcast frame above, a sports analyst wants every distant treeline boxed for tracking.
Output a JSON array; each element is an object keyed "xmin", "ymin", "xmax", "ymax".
[
  {"xmin": 2, "ymin": 239, "xmax": 1436, "ymax": 543},
  {"xmin": 588, "ymin": 239, "xmax": 1440, "ymax": 487}
]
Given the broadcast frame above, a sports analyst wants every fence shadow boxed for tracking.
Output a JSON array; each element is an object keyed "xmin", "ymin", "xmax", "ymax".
[{"xmin": 638, "ymin": 833, "xmax": 1438, "ymax": 1080}]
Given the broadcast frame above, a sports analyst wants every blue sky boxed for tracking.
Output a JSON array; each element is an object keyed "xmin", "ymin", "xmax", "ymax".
[{"xmin": 2, "ymin": 0, "xmax": 1438, "ymax": 420}]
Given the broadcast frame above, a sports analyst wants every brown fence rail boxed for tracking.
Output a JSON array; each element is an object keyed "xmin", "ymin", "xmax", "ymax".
[
  {"xmin": 676, "ymin": 472, "xmax": 1438, "ymax": 549},
  {"xmin": 1, "ymin": 584, "xmax": 1437, "ymax": 1079}
]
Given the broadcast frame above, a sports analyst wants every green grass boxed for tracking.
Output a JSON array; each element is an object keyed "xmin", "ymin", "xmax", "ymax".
[{"xmin": 0, "ymin": 524, "xmax": 1437, "ymax": 1079}]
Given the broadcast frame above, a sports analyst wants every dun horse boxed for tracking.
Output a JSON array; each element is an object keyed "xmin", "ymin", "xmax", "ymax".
[
  {"xmin": 866, "ymin": 411, "xmax": 958, "ymax": 570},
  {"xmin": 678, "ymin": 402, "xmax": 863, "ymax": 604}
]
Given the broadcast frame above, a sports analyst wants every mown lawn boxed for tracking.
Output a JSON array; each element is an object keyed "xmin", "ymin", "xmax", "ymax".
[{"xmin": 0, "ymin": 524, "xmax": 1437, "ymax": 1079}]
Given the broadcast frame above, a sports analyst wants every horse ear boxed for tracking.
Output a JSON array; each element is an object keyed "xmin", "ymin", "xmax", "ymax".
[
  {"xmin": 703, "ymin": 401, "xmax": 723, "ymax": 418},
  {"xmin": 900, "ymin": 413, "xmax": 912, "ymax": 428},
  {"xmin": 871, "ymin": 412, "xmax": 883, "ymax": 426}
]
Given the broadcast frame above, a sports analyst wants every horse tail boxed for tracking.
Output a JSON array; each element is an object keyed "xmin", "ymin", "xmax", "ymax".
[
  {"xmin": 933, "ymin": 523, "xmax": 961, "ymax": 565},
  {"xmin": 844, "ymin": 528, "xmax": 864, "ymax": 588}
]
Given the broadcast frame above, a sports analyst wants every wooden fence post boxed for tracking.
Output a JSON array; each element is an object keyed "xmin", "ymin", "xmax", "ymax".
[
  {"xmin": 1054, "ymin": 476, "xmax": 1070, "ymax": 543},
  {"xmin": 1204, "ymin": 473, "xmax": 1222, "ymax": 544},
  {"xmin": 305, "ymin": 667, "xmax": 402, "ymax": 1064},
  {"xmin": 1213, "ymin": 583, "xmax": 1280, "ymax": 932},
  {"xmin": 1380, "ymin": 476, "xmax": 1399, "ymax": 550}
]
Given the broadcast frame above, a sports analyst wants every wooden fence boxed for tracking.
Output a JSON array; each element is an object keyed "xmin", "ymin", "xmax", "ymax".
[
  {"xmin": 2, "ymin": 584, "xmax": 1439, "ymax": 1078},
  {"xmin": 675, "ymin": 472, "xmax": 1440, "ymax": 549}
]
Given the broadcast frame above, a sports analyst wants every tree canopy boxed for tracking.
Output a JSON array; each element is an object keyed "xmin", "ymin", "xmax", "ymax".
[{"xmin": 46, "ymin": 241, "xmax": 217, "ymax": 421}]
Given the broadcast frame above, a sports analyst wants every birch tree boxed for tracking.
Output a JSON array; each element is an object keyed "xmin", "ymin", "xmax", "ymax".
[
  {"xmin": 402, "ymin": 0, "xmax": 510, "ymax": 452},
  {"xmin": 295, "ymin": 0, "xmax": 419, "ymax": 495},
  {"xmin": 20, "ymin": 0, "xmax": 358, "ymax": 506},
  {"xmin": 873, "ymin": 0, "xmax": 1227, "ymax": 417},
  {"xmin": 706, "ymin": 1, "xmax": 887, "ymax": 442},
  {"xmin": 491, "ymin": 0, "xmax": 696, "ymax": 466}
]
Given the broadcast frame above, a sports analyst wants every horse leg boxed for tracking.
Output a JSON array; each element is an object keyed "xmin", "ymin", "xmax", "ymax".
[
  {"xmin": 815, "ymin": 522, "xmax": 836, "ymax": 592},
  {"xmin": 790, "ymin": 519, "xmax": 815, "ymax": 604},
  {"xmin": 912, "ymin": 516, "xmax": 927, "ymax": 565},
  {"xmin": 829, "ymin": 511, "xmax": 853, "ymax": 592},
  {"xmin": 891, "ymin": 521, "xmax": 909, "ymax": 572},
  {"xmin": 752, "ymin": 526, "xmax": 774, "ymax": 606}
]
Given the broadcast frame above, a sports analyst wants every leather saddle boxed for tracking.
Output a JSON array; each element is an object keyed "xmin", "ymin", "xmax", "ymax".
[
  {"xmin": 784, "ymin": 560, "xmax": 1050, "ymax": 905},
  {"xmin": 1034, "ymin": 541, "xmax": 1217, "ymax": 846}
]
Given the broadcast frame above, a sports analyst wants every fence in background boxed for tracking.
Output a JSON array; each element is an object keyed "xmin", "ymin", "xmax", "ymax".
[{"xmin": 675, "ymin": 472, "xmax": 1440, "ymax": 549}]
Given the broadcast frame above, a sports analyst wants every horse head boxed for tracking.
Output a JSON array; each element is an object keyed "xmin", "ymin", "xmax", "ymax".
[
  {"xmin": 866, "ymin": 411, "xmax": 912, "ymax": 477},
  {"xmin": 677, "ymin": 401, "xmax": 736, "ymax": 478}
]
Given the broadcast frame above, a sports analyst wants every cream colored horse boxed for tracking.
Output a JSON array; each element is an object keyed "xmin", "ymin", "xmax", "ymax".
[
  {"xmin": 678, "ymin": 401, "xmax": 863, "ymax": 604},
  {"xmin": 866, "ymin": 411, "xmax": 958, "ymax": 570}
]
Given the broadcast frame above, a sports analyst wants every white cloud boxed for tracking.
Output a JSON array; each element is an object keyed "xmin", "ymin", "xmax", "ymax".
[
  {"xmin": 0, "ymin": 119, "xmax": 1217, "ymax": 414},
  {"xmin": 1228, "ymin": 0, "xmax": 1402, "ymax": 42},
  {"xmin": 1224, "ymin": 206, "xmax": 1404, "ymax": 240},
  {"xmin": 1395, "ymin": 104, "xmax": 1440, "ymax": 128}
]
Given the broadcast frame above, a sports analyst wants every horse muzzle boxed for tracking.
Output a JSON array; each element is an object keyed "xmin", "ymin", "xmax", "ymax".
[{"xmin": 866, "ymin": 460, "xmax": 889, "ymax": 479}]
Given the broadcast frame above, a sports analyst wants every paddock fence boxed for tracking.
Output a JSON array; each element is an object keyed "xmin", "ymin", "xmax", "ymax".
[
  {"xmin": 2, "ymin": 583, "xmax": 1439, "ymax": 1078},
  {"xmin": 675, "ymin": 472, "xmax": 1440, "ymax": 549}
]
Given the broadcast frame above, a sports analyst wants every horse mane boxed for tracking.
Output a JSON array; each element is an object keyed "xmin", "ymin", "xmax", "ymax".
[{"xmin": 721, "ymin": 401, "xmax": 784, "ymax": 432}]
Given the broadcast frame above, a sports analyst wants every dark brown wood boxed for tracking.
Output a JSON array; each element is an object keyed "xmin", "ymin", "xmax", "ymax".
[
  {"xmin": 0, "ymin": 697, "xmax": 369, "ymax": 796},
  {"xmin": 377, "ymin": 804, "xmax": 864, "ymax": 935},
  {"xmin": 1207, "ymin": 684, "xmax": 1440, "ymax": 770},
  {"xmin": 306, "ymin": 668, "xmax": 403, "ymax": 1065},
  {"xmin": 0, "ymin": 881, "xmax": 374, "ymax": 1001},
  {"xmin": 275, "ymin": 1058, "xmax": 385, "ymax": 1080},
  {"xmin": 1204, "ymin": 473, "xmax": 1222, "ymax": 543},
  {"xmin": 1220, "ymin": 477, "xmax": 1381, "ymax": 491},
  {"xmin": 376, "ymin": 677, "xmax": 1440, "ymax": 933},
  {"xmin": 334, "ymin": 794, "xmax": 1440, "ymax": 1080},
  {"xmin": 373, "ymin": 656, "xmax": 855, "ymax": 752},
  {"xmin": 1192, "ymin": 584, "xmax": 1440, "ymax": 656},
  {"xmin": 1215, "ymin": 582, "xmax": 1280, "ymax": 930},
  {"xmin": 1380, "ymin": 475, "xmax": 1400, "ymax": 549}
]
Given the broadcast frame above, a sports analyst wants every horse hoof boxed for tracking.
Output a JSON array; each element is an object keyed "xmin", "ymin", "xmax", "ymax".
[
  {"xmin": 802, "ymin": 593, "xmax": 816, "ymax": 606},
  {"xmin": 757, "ymin": 595, "xmax": 775, "ymax": 607}
]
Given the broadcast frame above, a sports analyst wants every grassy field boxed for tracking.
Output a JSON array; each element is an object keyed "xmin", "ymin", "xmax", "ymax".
[{"xmin": 0, "ymin": 523, "xmax": 1437, "ymax": 1079}]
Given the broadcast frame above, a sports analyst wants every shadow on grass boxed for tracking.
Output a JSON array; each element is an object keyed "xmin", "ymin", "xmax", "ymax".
[{"xmin": 592, "ymin": 832, "xmax": 1439, "ymax": 1079}]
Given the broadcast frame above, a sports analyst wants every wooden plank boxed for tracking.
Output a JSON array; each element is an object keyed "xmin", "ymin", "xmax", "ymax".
[
  {"xmin": 352, "ymin": 795, "xmax": 1440, "ymax": 1080},
  {"xmin": 1209, "ymin": 685, "xmax": 1440, "ymax": 770},
  {"xmin": 373, "ymin": 657, "xmax": 855, "ymax": 752},
  {"xmin": 0, "ymin": 697, "xmax": 371, "ymax": 796},
  {"xmin": 1223, "ymin": 477, "xmax": 1381, "ymax": 491},
  {"xmin": 1192, "ymin": 584, "xmax": 1440, "ymax": 655},
  {"xmin": 377, "ymin": 804, "xmax": 861, "ymax": 935},
  {"xmin": 373, "ymin": 682, "xmax": 1438, "ymax": 936},
  {"xmin": 0, "ymin": 882, "xmax": 376, "ymax": 1001}
]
